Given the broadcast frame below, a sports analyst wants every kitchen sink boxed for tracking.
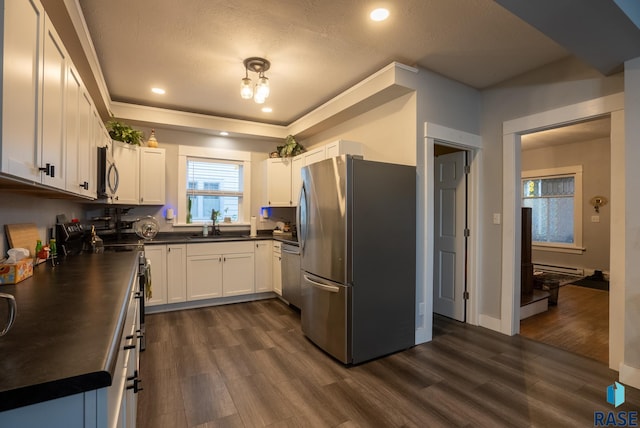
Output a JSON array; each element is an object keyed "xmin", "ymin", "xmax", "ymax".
[{"xmin": 187, "ymin": 235, "xmax": 245, "ymax": 241}]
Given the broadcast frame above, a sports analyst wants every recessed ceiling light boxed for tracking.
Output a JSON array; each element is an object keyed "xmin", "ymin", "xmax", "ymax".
[
  {"xmin": 370, "ymin": 8, "xmax": 389, "ymax": 21},
  {"xmin": 151, "ymin": 87, "xmax": 165, "ymax": 94},
  {"xmin": 262, "ymin": 107, "xmax": 273, "ymax": 113},
  {"xmin": 220, "ymin": 131, "xmax": 229, "ymax": 136}
]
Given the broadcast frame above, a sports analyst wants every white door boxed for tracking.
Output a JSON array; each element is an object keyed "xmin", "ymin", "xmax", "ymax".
[{"xmin": 433, "ymin": 150, "xmax": 467, "ymax": 321}]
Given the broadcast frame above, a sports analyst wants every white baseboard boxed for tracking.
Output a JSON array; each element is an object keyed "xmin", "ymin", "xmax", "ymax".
[
  {"xmin": 619, "ymin": 362, "xmax": 640, "ymax": 390},
  {"xmin": 479, "ymin": 314, "xmax": 502, "ymax": 333}
]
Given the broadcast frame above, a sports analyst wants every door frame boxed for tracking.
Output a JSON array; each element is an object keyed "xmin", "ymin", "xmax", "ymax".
[
  {"xmin": 500, "ymin": 93, "xmax": 624, "ymax": 371},
  {"xmin": 416, "ymin": 122, "xmax": 481, "ymax": 344}
]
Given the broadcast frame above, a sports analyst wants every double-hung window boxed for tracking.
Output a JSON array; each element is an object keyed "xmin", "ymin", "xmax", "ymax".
[
  {"xmin": 177, "ymin": 146, "xmax": 252, "ymax": 225},
  {"xmin": 522, "ymin": 165, "xmax": 583, "ymax": 253}
]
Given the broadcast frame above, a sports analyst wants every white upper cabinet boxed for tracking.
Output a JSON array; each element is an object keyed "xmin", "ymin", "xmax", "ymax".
[
  {"xmin": 110, "ymin": 143, "xmax": 166, "ymax": 206},
  {"xmin": 268, "ymin": 140, "xmax": 363, "ymax": 208},
  {"xmin": 40, "ymin": 15, "xmax": 67, "ymax": 190},
  {"xmin": 1, "ymin": 0, "xmax": 100, "ymax": 199},
  {"xmin": 139, "ymin": 147, "xmax": 165, "ymax": 205},
  {"xmin": 112, "ymin": 141, "xmax": 140, "ymax": 205},
  {"xmin": 66, "ymin": 63, "xmax": 96, "ymax": 198},
  {"xmin": 325, "ymin": 140, "xmax": 363, "ymax": 159},
  {"xmin": 1, "ymin": 0, "xmax": 44, "ymax": 181},
  {"xmin": 263, "ymin": 158, "xmax": 294, "ymax": 207},
  {"xmin": 301, "ymin": 146, "xmax": 326, "ymax": 166}
]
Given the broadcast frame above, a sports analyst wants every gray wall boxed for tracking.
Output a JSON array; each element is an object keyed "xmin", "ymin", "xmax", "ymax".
[
  {"xmin": 0, "ymin": 193, "xmax": 85, "ymax": 257},
  {"xmin": 522, "ymin": 137, "xmax": 611, "ymax": 272},
  {"xmin": 479, "ymin": 56, "xmax": 624, "ymax": 319}
]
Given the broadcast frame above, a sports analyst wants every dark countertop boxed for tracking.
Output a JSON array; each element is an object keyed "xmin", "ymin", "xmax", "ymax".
[
  {"xmin": 0, "ymin": 251, "xmax": 139, "ymax": 412},
  {"xmin": 111, "ymin": 231, "xmax": 300, "ymax": 247}
]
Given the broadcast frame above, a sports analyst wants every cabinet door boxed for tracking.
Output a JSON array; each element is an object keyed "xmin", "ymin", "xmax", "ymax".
[
  {"xmin": 40, "ymin": 16, "xmax": 67, "ymax": 190},
  {"xmin": 65, "ymin": 65, "xmax": 80, "ymax": 194},
  {"xmin": 139, "ymin": 147, "xmax": 165, "ymax": 205},
  {"xmin": 325, "ymin": 140, "xmax": 363, "ymax": 159},
  {"xmin": 167, "ymin": 244, "xmax": 186, "ymax": 303},
  {"xmin": 273, "ymin": 251, "xmax": 282, "ymax": 296},
  {"xmin": 223, "ymin": 252, "xmax": 255, "ymax": 296},
  {"xmin": 1, "ymin": 0, "xmax": 44, "ymax": 181},
  {"xmin": 145, "ymin": 245, "xmax": 167, "ymax": 306},
  {"xmin": 265, "ymin": 158, "xmax": 292, "ymax": 206},
  {"xmin": 303, "ymin": 146, "xmax": 326, "ymax": 166},
  {"xmin": 112, "ymin": 141, "xmax": 139, "ymax": 204},
  {"xmin": 291, "ymin": 155, "xmax": 303, "ymax": 207},
  {"xmin": 254, "ymin": 241, "xmax": 273, "ymax": 292},
  {"xmin": 187, "ymin": 254, "xmax": 223, "ymax": 300},
  {"xmin": 77, "ymin": 90, "xmax": 94, "ymax": 196}
]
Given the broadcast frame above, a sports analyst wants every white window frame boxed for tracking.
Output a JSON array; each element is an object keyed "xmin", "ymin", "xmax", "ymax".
[
  {"xmin": 177, "ymin": 145, "xmax": 252, "ymax": 226},
  {"xmin": 522, "ymin": 165, "xmax": 584, "ymax": 254}
]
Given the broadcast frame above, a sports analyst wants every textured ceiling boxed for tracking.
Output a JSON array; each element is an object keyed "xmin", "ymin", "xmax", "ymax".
[{"xmin": 77, "ymin": 0, "xmax": 570, "ymax": 125}]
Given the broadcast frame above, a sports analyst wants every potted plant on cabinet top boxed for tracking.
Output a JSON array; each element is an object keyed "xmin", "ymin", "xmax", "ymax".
[
  {"xmin": 107, "ymin": 120, "xmax": 144, "ymax": 145},
  {"xmin": 276, "ymin": 135, "xmax": 304, "ymax": 158}
]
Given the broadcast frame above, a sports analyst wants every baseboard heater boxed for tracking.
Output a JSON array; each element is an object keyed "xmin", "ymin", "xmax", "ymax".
[{"xmin": 533, "ymin": 263, "xmax": 584, "ymax": 277}]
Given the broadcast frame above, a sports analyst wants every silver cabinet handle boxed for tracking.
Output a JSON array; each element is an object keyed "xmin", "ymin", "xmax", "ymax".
[
  {"xmin": 303, "ymin": 275, "xmax": 340, "ymax": 293},
  {"xmin": 282, "ymin": 249, "xmax": 299, "ymax": 255},
  {"xmin": 0, "ymin": 293, "xmax": 16, "ymax": 336}
]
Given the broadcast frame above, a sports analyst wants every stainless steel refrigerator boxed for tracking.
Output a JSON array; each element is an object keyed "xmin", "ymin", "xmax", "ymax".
[{"xmin": 298, "ymin": 155, "xmax": 416, "ymax": 364}]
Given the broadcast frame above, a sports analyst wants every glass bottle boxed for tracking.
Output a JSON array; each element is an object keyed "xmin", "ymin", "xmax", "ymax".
[
  {"xmin": 35, "ymin": 240, "xmax": 42, "ymax": 258},
  {"xmin": 49, "ymin": 239, "xmax": 57, "ymax": 257}
]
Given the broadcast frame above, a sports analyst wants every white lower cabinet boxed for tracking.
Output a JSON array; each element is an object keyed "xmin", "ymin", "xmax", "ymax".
[
  {"xmin": 273, "ymin": 241, "xmax": 282, "ymax": 296},
  {"xmin": 186, "ymin": 242, "xmax": 255, "ymax": 300},
  {"xmin": 144, "ymin": 245, "xmax": 167, "ymax": 306},
  {"xmin": 187, "ymin": 252, "xmax": 223, "ymax": 300},
  {"xmin": 145, "ymin": 244, "xmax": 186, "ymax": 306},
  {"xmin": 167, "ymin": 244, "xmax": 187, "ymax": 303},
  {"xmin": 254, "ymin": 241, "xmax": 273, "ymax": 292}
]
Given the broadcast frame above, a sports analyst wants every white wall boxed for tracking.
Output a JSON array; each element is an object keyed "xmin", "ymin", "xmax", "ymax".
[
  {"xmin": 301, "ymin": 92, "xmax": 418, "ymax": 165},
  {"xmin": 522, "ymin": 137, "xmax": 611, "ymax": 272},
  {"xmin": 480, "ymin": 57, "xmax": 624, "ymax": 319}
]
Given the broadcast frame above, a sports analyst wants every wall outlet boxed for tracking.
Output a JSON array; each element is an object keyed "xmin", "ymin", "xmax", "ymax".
[
  {"xmin": 591, "ymin": 215, "xmax": 600, "ymax": 223},
  {"xmin": 418, "ymin": 302, "xmax": 425, "ymax": 316},
  {"xmin": 493, "ymin": 213, "xmax": 501, "ymax": 224}
]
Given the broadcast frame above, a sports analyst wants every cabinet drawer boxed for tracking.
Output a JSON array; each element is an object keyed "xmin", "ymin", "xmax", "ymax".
[
  {"xmin": 273, "ymin": 241, "xmax": 282, "ymax": 253},
  {"xmin": 187, "ymin": 241, "xmax": 254, "ymax": 256}
]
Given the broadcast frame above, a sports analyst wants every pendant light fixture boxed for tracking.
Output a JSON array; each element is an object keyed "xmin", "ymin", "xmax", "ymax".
[{"xmin": 241, "ymin": 57, "xmax": 270, "ymax": 104}]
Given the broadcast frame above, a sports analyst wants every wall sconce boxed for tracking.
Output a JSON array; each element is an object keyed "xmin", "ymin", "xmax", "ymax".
[
  {"xmin": 590, "ymin": 196, "xmax": 608, "ymax": 213},
  {"xmin": 240, "ymin": 57, "xmax": 270, "ymax": 104}
]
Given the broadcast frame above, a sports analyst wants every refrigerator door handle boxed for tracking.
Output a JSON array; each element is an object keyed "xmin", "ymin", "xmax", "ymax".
[
  {"xmin": 303, "ymin": 275, "xmax": 340, "ymax": 293},
  {"xmin": 298, "ymin": 182, "xmax": 308, "ymax": 252}
]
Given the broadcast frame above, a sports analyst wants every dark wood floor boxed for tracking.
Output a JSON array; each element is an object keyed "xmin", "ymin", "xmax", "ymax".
[
  {"xmin": 138, "ymin": 298, "xmax": 637, "ymax": 428},
  {"xmin": 520, "ymin": 284, "xmax": 609, "ymax": 364}
]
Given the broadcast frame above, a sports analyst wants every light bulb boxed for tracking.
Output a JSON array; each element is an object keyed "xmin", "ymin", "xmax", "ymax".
[
  {"xmin": 255, "ymin": 76, "xmax": 270, "ymax": 100},
  {"xmin": 240, "ymin": 77, "xmax": 253, "ymax": 99},
  {"xmin": 254, "ymin": 92, "xmax": 266, "ymax": 104}
]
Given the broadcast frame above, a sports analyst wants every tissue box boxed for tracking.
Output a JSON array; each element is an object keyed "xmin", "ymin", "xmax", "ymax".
[{"xmin": 0, "ymin": 259, "xmax": 34, "ymax": 284}]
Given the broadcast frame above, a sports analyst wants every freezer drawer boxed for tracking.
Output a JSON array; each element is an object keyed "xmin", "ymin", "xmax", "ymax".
[{"xmin": 301, "ymin": 272, "xmax": 349, "ymax": 363}]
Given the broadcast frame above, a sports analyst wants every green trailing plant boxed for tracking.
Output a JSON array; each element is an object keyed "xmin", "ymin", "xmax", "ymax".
[
  {"xmin": 277, "ymin": 135, "xmax": 304, "ymax": 157},
  {"xmin": 107, "ymin": 120, "xmax": 144, "ymax": 145}
]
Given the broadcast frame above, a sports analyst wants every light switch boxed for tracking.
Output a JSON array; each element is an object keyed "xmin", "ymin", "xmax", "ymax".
[
  {"xmin": 591, "ymin": 215, "xmax": 600, "ymax": 223},
  {"xmin": 493, "ymin": 213, "xmax": 501, "ymax": 225}
]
